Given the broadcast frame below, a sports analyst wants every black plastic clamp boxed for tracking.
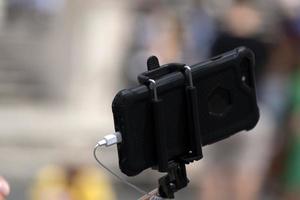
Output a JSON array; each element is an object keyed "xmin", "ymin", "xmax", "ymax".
[{"xmin": 138, "ymin": 56, "xmax": 203, "ymax": 172}]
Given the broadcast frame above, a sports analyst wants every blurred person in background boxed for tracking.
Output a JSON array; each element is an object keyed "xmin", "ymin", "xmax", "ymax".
[
  {"xmin": 279, "ymin": 14, "xmax": 300, "ymax": 200},
  {"xmin": 0, "ymin": 177, "xmax": 10, "ymax": 200},
  {"xmin": 210, "ymin": 0, "xmax": 269, "ymax": 78},
  {"xmin": 181, "ymin": 0, "xmax": 217, "ymax": 63},
  {"xmin": 198, "ymin": 0, "xmax": 278, "ymax": 199},
  {"xmin": 255, "ymin": 1, "xmax": 300, "ymax": 198},
  {"xmin": 124, "ymin": 0, "xmax": 185, "ymax": 86},
  {"xmin": 260, "ymin": 19, "xmax": 300, "ymax": 199}
]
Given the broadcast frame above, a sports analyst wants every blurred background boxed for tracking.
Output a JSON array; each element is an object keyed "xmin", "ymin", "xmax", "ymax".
[{"xmin": 0, "ymin": 0, "xmax": 300, "ymax": 199}]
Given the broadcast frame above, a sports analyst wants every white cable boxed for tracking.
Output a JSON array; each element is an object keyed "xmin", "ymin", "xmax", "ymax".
[{"xmin": 93, "ymin": 132, "xmax": 154, "ymax": 197}]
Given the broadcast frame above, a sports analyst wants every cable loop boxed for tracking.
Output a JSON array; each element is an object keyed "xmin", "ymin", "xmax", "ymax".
[{"xmin": 93, "ymin": 144, "xmax": 160, "ymax": 198}]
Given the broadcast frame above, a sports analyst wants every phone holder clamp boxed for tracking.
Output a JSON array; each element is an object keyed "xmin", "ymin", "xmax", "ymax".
[{"xmin": 137, "ymin": 56, "xmax": 204, "ymax": 198}]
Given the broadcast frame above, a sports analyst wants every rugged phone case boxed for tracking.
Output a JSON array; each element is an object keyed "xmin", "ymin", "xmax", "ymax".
[{"xmin": 112, "ymin": 47, "xmax": 259, "ymax": 176}]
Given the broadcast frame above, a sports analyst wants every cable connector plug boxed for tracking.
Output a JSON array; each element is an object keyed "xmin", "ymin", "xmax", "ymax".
[
  {"xmin": 93, "ymin": 131, "xmax": 149, "ymax": 196},
  {"xmin": 96, "ymin": 132, "xmax": 122, "ymax": 147}
]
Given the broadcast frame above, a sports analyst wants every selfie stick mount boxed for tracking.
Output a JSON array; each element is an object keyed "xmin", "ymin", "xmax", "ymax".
[{"xmin": 138, "ymin": 56, "xmax": 203, "ymax": 199}]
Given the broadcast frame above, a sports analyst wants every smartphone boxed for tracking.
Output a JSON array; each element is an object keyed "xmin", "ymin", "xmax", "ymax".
[{"xmin": 112, "ymin": 47, "xmax": 259, "ymax": 176}]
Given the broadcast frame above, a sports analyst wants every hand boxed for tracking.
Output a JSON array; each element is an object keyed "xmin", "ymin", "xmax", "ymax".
[
  {"xmin": 0, "ymin": 177, "xmax": 10, "ymax": 200},
  {"xmin": 138, "ymin": 189, "xmax": 163, "ymax": 200}
]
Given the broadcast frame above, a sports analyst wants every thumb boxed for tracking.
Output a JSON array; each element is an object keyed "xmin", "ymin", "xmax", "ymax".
[{"xmin": 0, "ymin": 177, "xmax": 10, "ymax": 197}]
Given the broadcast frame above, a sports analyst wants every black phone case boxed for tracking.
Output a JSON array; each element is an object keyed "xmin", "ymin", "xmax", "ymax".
[{"xmin": 112, "ymin": 47, "xmax": 259, "ymax": 176}]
